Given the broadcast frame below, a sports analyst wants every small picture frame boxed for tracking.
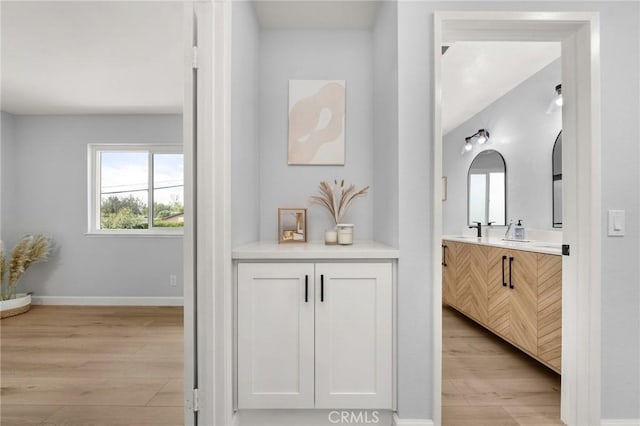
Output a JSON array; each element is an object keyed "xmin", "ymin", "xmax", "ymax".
[{"xmin": 278, "ymin": 208, "xmax": 307, "ymax": 244}]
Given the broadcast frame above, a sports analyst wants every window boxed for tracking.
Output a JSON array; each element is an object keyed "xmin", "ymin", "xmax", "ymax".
[{"xmin": 88, "ymin": 145, "xmax": 184, "ymax": 234}]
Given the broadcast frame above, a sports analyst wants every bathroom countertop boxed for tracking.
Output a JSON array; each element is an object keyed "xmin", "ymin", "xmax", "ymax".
[
  {"xmin": 232, "ymin": 240, "xmax": 399, "ymax": 260},
  {"xmin": 442, "ymin": 235, "xmax": 562, "ymax": 256}
]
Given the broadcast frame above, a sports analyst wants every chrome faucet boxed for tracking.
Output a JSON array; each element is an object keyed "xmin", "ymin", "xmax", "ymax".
[
  {"xmin": 504, "ymin": 221, "xmax": 514, "ymax": 240},
  {"xmin": 469, "ymin": 221, "xmax": 482, "ymax": 238}
]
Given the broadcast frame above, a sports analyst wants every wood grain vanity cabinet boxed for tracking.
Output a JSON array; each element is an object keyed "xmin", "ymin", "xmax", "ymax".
[
  {"xmin": 455, "ymin": 243, "xmax": 489, "ymax": 323},
  {"xmin": 443, "ymin": 239, "xmax": 562, "ymax": 373},
  {"xmin": 537, "ymin": 253, "xmax": 562, "ymax": 371},
  {"xmin": 237, "ymin": 262, "xmax": 393, "ymax": 410},
  {"xmin": 487, "ymin": 248, "xmax": 538, "ymax": 355},
  {"xmin": 442, "ymin": 241, "xmax": 458, "ymax": 307}
]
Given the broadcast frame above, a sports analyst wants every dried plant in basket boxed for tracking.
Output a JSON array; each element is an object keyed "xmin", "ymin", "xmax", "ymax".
[
  {"xmin": 0, "ymin": 235, "xmax": 53, "ymax": 301},
  {"xmin": 310, "ymin": 180, "xmax": 369, "ymax": 225}
]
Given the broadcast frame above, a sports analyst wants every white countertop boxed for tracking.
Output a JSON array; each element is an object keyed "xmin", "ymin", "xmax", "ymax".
[
  {"xmin": 232, "ymin": 240, "xmax": 399, "ymax": 260},
  {"xmin": 442, "ymin": 235, "xmax": 562, "ymax": 256}
]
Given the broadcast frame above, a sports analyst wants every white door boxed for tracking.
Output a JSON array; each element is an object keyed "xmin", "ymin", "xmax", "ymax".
[
  {"xmin": 315, "ymin": 263, "xmax": 393, "ymax": 409},
  {"xmin": 237, "ymin": 263, "xmax": 315, "ymax": 409}
]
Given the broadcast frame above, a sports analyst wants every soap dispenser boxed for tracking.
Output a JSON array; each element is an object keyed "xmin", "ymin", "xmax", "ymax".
[{"xmin": 514, "ymin": 219, "xmax": 525, "ymax": 241}]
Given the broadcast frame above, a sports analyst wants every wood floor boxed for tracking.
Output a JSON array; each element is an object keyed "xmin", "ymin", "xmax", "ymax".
[
  {"xmin": 442, "ymin": 306, "xmax": 563, "ymax": 426},
  {"xmin": 1, "ymin": 305, "xmax": 561, "ymax": 425},
  {"xmin": 1, "ymin": 306, "xmax": 184, "ymax": 426}
]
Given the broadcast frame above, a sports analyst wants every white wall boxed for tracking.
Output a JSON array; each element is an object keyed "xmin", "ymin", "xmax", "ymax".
[
  {"xmin": 259, "ymin": 30, "xmax": 374, "ymax": 242},
  {"xmin": 443, "ymin": 59, "xmax": 562, "ymax": 234},
  {"xmin": 1, "ymin": 114, "xmax": 184, "ymax": 298},
  {"xmin": 0, "ymin": 112, "xmax": 17, "ymax": 238},
  {"xmin": 397, "ymin": 1, "xmax": 639, "ymax": 421},
  {"xmin": 231, "ymin": 2, "xmax": 261, "ymax": 246},
  {"xmin": 373, "ymin": 1, "xmax": 399, "ymax": 247}
]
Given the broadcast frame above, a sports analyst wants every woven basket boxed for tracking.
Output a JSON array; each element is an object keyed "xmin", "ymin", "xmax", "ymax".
[{"xmin": 0, "ymin": 294, "xmax": 32, "ymax": 319}]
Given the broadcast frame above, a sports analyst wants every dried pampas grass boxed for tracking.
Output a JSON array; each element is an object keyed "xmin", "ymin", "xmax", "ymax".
[
  {"xmin": 310, "ymin": 180, "xmax": 369, "ymax": 225},
  {"xmin": 1, "ymin": 235, "xmax": 52, "ymax": 301}
]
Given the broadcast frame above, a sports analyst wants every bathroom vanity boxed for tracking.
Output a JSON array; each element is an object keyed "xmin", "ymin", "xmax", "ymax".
[
  {"xmin": 232, "ymin": 241, "xmax": 399, "ymax": 412},
  {"xmin": 442, "ymin": 236, "xmax": 562, "ymax": 373}
]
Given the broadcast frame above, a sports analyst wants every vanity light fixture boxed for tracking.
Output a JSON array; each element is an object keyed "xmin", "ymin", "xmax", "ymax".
[
  {"xmin": 461, "ymin": 129, "xmax": 490, "ymax": 154},
  {"xmin": 463, "ymin": 137, "xmax": 473, "ymax": 152},
  {"xmin": 476, "ymin": 129, "xmax": 490, "ymax": 144},
  {"xmin": 554, "ymin": 84, "xmax": 563, "ymax": 107},
  {"xmin": 547, "ymin": 84, "xmax": 563, "ymax": 113}
]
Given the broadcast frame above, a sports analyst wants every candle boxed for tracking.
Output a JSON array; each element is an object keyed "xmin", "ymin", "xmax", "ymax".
[
  {"xmin": 325, "ymin": 230, "xmax": 338, "ymax": 245},
  {"xmin": 337, "ymin": 224, "xmax": 354, "ymax": 245}
]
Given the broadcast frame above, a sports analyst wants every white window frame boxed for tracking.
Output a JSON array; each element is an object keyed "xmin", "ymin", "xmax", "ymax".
[{"xmin": 88, "ymin": 144, "xmax": 184, "ymax": 235}]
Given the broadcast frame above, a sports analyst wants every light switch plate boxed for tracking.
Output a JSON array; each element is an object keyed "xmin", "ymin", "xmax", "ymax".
[{"xmin": 608, "ymin": 210, "xmax": 625, "ymax": 237}]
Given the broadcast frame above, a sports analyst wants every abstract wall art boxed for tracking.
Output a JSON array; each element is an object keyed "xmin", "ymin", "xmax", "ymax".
[{"xmin": 288, "ymin": 80, "xmax": 346, "ymax": 165}]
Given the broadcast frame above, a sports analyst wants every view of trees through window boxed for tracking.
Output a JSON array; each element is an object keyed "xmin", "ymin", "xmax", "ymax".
[{"xmin": 99, "ymin": 150, "xmax": 184, "ymax": 230}]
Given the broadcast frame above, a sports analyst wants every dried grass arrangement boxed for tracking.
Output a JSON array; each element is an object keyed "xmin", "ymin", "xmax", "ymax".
[
  {"xmin": 0, "ymin": 235, "xmax": 53, "ymax": 301},
  {"xmin": 310, "ymin": 180, "xmax": 369, "ymax": 225}
]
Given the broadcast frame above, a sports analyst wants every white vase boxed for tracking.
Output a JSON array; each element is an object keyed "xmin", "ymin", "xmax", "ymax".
[{"xmin": 0, "ymin": 293, "xmax": 32, "ymax": 319}]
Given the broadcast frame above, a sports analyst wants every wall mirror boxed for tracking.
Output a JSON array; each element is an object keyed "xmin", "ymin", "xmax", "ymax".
[
  {"xmin": 468, "ymin": 149, "xmax": 506, "ymax": 226},
  {"xmin": 552, "ymin": 131, "xmax": 562, "ymax": 228}
]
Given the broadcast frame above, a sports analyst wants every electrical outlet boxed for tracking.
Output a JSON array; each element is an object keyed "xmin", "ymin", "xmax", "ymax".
[{"xmin": 169, "ymin": 274, "xmax": 177, "ymax": 286}]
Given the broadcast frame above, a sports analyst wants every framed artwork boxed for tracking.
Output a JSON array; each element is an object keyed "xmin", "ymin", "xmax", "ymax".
[
  {"xmin": 278, "ymin": 208, "xmax": 307, "ymax": 243},
  {"xmin": 288, "ymin": 80, "xmax": 345, "ymax": 165}
]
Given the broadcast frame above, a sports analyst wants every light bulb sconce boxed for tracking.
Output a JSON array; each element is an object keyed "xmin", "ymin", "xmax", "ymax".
[
  {"xmin": 554, "ymin": 84, "xmax": 563, "ymax": 107},
  {"xmin": 462, "ymin": 128, "xmax": 490, "ymax": 154}
]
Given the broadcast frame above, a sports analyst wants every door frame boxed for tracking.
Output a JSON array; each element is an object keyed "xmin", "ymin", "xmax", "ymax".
[
  {"xmin": 183, "ymin": 1, "xmax": 233, "ymax": 425},
  {"xmin": 432, "ymin": 11, "xmax": 601, "ymax": 426}
]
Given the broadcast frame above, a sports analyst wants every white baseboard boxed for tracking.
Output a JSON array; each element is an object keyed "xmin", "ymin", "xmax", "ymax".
[
  {"xmin": 31, "ymin": 296, "xmax": 184, "ymax": 307},
  {"xmin": 601, "ymin": 420, "xmax": 640, "ymax": 426},
  {"xmin": 393, "ymin": 414, "xmax": 434, "ymax": 426},
  {"xmin": 236, "ymin": 410, "xmax": 394, "ymax": 426}
]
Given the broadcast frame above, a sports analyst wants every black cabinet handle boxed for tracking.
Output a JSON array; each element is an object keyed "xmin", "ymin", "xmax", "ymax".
[
  {"xmin": 502, "ymin": 255, "xmax": 507, "ymax": 287},
  {"xmin": 305, "ymin": 275, "xmax": 308, "ymax": 303},
  {"xmin": 509, "ymin": 257, "xmax": 514, "ymax": 289},
  {"xmin": 320, "ymin": 274, "xmax": 324, "ymax": 302},
  {"xmin": 442, "ymin": 244, "xmax": 448, "ymax": 267}
]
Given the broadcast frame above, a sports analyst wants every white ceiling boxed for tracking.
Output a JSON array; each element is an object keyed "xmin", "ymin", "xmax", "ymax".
[
  {"xmin": 442, "ymin": 41, "xmax": 561, "ymax": 135},
  {"xmin": 1, "ymin": 3, "xmax": 560, "ymax": 122},
  {"xmin": 253, "ymin": 1, "xmax": 381, "ymax": 30},
  {"xmin": 1, "ymin": 1, "xmax": 183, "ymax": 115}
]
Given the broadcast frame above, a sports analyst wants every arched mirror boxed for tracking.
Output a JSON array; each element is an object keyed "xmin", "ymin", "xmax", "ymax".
[
  {"xmin": 552, "ymin": 131, "xmax": 562, "ymax": 228},
  {"xmin": 468, "ymin": 149, "xmax": 506, "ymax": 226}
]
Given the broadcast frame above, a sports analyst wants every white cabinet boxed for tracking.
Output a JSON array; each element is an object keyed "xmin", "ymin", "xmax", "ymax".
[
  {"xmin": 237, "ymin": 262, "xmax": 393, "ymax": 410},
  {"xmin": 314, "ymin": 263, "xmax": 392, "ymax": 409},
  {"xmin": 237, "ymin": 263, "xmax": 315, "ymax": 409}
]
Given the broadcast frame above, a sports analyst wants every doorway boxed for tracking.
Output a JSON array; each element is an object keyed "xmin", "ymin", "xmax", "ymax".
[
  {"xmin": 0, "ymin": 1, "xmax": 189, "ymax": 424},
  {"xmin": 432, "ymin": 11, "xmax": 602, "ymax": 426},
  {"xmin": 440, "ymin": 40, "xmax": 563, "ymax": 425}
]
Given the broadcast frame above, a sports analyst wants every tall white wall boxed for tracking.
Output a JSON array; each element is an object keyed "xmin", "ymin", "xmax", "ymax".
[
  {"xmin": 443, "ymin": 59, "xmax": 562, "ymax": 234},
  {"xmin": 231, "ymin": 2, "xmax": 261, "ymax": 246},
  {"xmin": 0, "ymin": 112, "xmax": 16, "ymax": 238},
  {"xmin": 258, "ymin": 30, "xmax": 374, "ymax": 241},
  {"xmin": 373, "ymin": 1, "xmax": 399, "ymax": 247},
  {"xmin": 1, "ymin": 114, "xmax": 183, "ymax": 298},
  {"xmin": 397, "ymin": 1, "xmax": 640, "ymax": 421}
]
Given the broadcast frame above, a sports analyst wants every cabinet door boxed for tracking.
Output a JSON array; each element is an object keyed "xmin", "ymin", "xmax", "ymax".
[
  {"xmin": 487, "ymin": 246, "xmax": 511, "ymax": 337},
  {"xmin": 508, "ymin": 251, "xmax": 538, "ymax": 354},
  {"xmin": 456, "ymin": 243, "xmax": 488, "ymax": 323},
  {"xmin": 314, "ymin": 263, "xmax": 392, "ymax": 409},
  {"xmin": 537, "ymin": 253, "xmax": 562, "ymax": 371},
  {"xmin": 442, "ymin": 241, "xmax": 457, "ymax": 307},
  {"xmin": 237, "ymin": 263, "xmax": 315, "ymax": 409}
]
